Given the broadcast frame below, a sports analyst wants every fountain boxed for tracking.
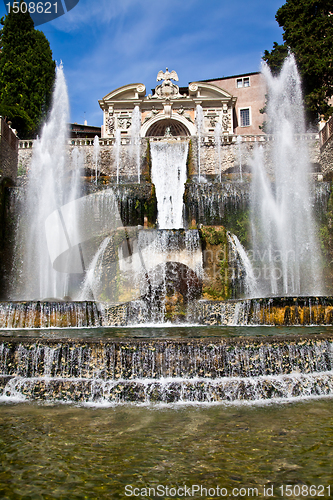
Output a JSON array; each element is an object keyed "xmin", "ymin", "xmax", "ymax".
[
  {"xmin": 236, "ymin": 135, "xmax": 243, "ymax": 182},
  {"xmin": 214, "ymin": 122, "xmax": 223, "ymax": 182},
  {"xmin": 130, "ymin": 106, "xmax": 141, "ymax": 183},
  {"xmin": 114, "ymin": 128, "xmax": 121, "ymax": 184},
  {"xmin": 250, "ymin": 55, "xmax": 322, "ymax": 297},
  {"xmin": 150, "ymin": 140, "xmax": 188, "ymax": 229},
  {"xmin": 1, "ymin": 57, "xmax": 333, "ymax": 411},
  {"xmin": 13, "ymin": 64, "xmax": 71, "ymax": 301},
  {"xmin": 93, "ymin": 135, "xmax": 100, "ymax": 184},
  {"xmin": 195, "ymin": 104, "xmax": 204, "ymax": 182}
]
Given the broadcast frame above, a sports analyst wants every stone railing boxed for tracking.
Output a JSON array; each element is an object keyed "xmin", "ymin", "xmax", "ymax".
[
  {"xmin": 320, "ymin": 115, "xmax": 333, "ymax": 148},
  {"xmin": 18, "ymin": 132, "xmax": 319, "ymax": 150}
]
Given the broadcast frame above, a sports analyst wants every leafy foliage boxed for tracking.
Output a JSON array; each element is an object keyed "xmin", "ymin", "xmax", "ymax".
[
  {"xmin": 0, "ymin": 5, "xmax": 56, "ymax": 138},
  {"xmin": 263, "ymin": 0, "xmax": 333, "ymax": 122}
]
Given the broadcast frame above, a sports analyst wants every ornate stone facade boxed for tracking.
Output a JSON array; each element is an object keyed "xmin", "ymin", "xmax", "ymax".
[{"xmin": 98, "ymin": 69, "xmax": 237, "ymax": 140}]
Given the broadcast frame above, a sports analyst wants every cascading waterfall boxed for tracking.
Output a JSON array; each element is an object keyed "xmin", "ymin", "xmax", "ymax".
[
  {"xmin": 114, "ymin": 129, "xmax": 121, "ymax": 184},
  {"xmin": 93, "ymin": 135, "xmax": 100, "ymax": 184},
  {"xmin": 14, "ymin": 64, "xmax": 72, "ymax": 300},
  {"xmin": 195, "ymin": 104, "xmax": 204, "ymax": 182},
  {"xmin": 150, "ymin": 141, "xmax": 188, "ymax": 229},
  {"xmin": 214, "ymin": 122, "xmax": 223, "ymax": 182},
  {"xmin": 250, "ymin": 54, "xmax": 322, "ymax": 297},
  {"xmin": 1, "ymin": 335, "xmax": 333, "ymax": 403},
  {"xmin": 117, "ymin": 229, "xmax": 203, "ymax": 323},
  {"xmin": 131, "ymin": 106, "xmax": 141, "ymax": 183}
]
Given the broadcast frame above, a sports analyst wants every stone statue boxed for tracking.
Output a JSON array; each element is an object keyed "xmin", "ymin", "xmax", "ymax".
[
  {"xmin": 154, "ymin": 68, "xmax": 182, "ymax": 100},
  {"xmin": 157, "ymin": 68, "xmax": 179, "ymax": 83}
]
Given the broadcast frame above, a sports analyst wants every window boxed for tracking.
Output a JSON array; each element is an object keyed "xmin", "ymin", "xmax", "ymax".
[
  {"xmin": 236, "ymin": 77, "xmax": 250, "ymax": 88},
  {"xmin": 240, "ymin": 108, "xmax": 250, "ymax": 127}
]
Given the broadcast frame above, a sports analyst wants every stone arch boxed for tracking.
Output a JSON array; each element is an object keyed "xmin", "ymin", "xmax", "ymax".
[
  {"xmin": 141, "ymin": 113, "xmax": 196, "ymax": 137},
  {"xmin": 146, "ymin": 119, "xmax": 190, "ymax": 137}
]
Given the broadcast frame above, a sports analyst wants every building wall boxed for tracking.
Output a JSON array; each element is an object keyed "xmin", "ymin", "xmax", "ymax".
[{"xmin": 203, "ymin": 73, "xmax": 267, "ymax": 135}]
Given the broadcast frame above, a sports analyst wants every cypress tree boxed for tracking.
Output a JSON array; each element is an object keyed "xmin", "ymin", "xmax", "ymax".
[{"xmin": 0, "ymin": 5, "xmax": 56, "ymax": 138}]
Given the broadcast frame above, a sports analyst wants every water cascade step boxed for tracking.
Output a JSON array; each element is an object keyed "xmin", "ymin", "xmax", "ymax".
[
  {"xmin": 0, "ymin": 301, "xmax": 102, "ymax": 329},
  {"xmin": 2, "ymin": 297, "xmax": 333, "ymax": 328},
  {"xmin": 1, "ymin": 335, "xmax": 333, "ymax": 403},
  {"xmin": 190, "ymin": 296, "xmax": 333, "ymax": 326}
]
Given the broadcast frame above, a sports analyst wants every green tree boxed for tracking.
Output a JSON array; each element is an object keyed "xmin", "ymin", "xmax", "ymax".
[
  {"xmin": 0, "ymin": 5, "xmax": 56, "ymax": 138},
  {"xmin": 263, "ymin": 0, "xmax": 333, "ymax": 122}
]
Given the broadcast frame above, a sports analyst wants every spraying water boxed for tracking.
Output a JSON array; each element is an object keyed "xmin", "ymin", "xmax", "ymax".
[
  {"xmin": 131, "ymin": 106, "xmax": 141, "ymax": 183},
  {"xmin": 250, "ymin": 54, "xmax": 322, "ymax": 297},
  {"xmin": 79, "ymin": 237, "xmax": 111, "ymax": 301},
  {"xmin": 93, "ymin": 135, "xmax": 100, "ymax": 184},
  {"xmin": 14, "ymin": 64, "xmax": 72, "ymax": 300},
  {"xmin": 227, "ymin": 232, "xmax": 258, "ymax": 298},
  {"xmin": 114, "ymin": 129, "xmax": 121, "ymax": 184},
  {"xmin": 150, "ymin": 141, "xmax": 188, "ymax": 229},
  {"xmin": 214, "ymin": 122, "xmax": 223, "ymax": 182},
  {"xmin": 195, "ymin": 104, "xmax": 204, "ymax": 182},
  {"xmin": 236, "ymin": 135, "xmax": 243, "ymax": 182}
]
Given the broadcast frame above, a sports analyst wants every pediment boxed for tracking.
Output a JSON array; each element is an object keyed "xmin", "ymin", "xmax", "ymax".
[
  {"xmin": 189, "ymin": 82, "xmax": 233, "ymax": 100},
  {"xmin": 101, "ymin": 83, "xmax": 146, "ymax": 103}
]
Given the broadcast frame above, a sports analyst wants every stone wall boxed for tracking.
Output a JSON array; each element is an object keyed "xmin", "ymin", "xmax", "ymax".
[
  {"xmin": 0, "ymin": 118, "xmax": 18, "ymax": 184},
  {"xmin": 0, "ymin": 119, "xmax": 19, "ymax": 299},
  {"xmin": 320, "ymin": 136, "xmax": 333, "ymax": 175},
  {"xmin": 18, "ymin": 134, "xmax": 322, "ymax": 181}
]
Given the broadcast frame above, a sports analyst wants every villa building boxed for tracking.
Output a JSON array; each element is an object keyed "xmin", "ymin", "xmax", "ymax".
[
  {"xmin": 98, "ymin": 69, "xmax": 266, "ymax": 140},
  {"xmin": 200, "ymin": 72, "xmax": 266, "ymax": 136}
]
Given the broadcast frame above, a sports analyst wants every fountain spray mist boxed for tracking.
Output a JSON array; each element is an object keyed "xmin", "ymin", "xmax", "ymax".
[
  {"xmin": 13, "ymin": 64, "xmax": 75, "ymax": 300},
  {"xmin": 250, "ymin": 54, "xmax": 322, "ymax": 297}
]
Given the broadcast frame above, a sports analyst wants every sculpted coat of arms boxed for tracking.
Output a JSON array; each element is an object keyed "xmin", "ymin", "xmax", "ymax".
[{"xmin": 154, "ymin": 68, "xmax": 182, "ymax": 100}]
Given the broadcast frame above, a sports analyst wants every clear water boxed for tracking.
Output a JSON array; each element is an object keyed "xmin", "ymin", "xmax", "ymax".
[{"xmin": 0, "ymin": 399, "xmax": 333, "ymax": 499}]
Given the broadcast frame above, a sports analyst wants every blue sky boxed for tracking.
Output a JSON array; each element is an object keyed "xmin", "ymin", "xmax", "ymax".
[{"xmin": 1, "ymin": 0, "xmax": 285, "ymax": 126}]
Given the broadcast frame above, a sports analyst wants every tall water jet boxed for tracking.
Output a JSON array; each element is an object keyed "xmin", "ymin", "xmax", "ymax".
[
  {"xmin": 195, "ymin": 104, "xmax": 204, "ymax": 182},
  {"xmin": 236, "ymin": 135, "xmax": 243, "ymax": 182},
  {"xmin": 114, "ymin": 128, "xmax": 121, "ymax": 184},
  {"xmin": 250, "ymin": 54, "xmax": 322, "ymax": 297},
  {"xmin": 131, "ymin": 106, "xmax": 141, "ymax": 183},
  {"xmin": 214, "ymin": 122, "xmax": 223, "ymax": 182},
  {"xmin": 14, "ymin": 64, "xmax": 71, "ymax": 300},
  {"xmin": 93, "ymin": 135, "xmax": 100, "ymax": 184},
  {"xmin": 150, "ymin": 141, "xmax": 188, "ymax": 229}
]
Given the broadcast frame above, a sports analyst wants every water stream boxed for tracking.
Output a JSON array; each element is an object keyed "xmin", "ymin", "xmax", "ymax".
[
  {"xmin": 131, "ymin": 106, "xmax": 141, "ymax": 183},
  {"xmin": 150, "ymin": 140, "xmax": 188, "ymax": 229},
  {"xmin": 15, "ymin": 64, "xmax": 71, "ymax": 301},
  {"xmin": 250, "ymin": 55, "xmax": 322, "ymax": 297}
]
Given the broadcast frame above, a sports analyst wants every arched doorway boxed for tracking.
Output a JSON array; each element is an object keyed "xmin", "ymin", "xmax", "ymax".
[{"xmin": 146, "ymin": 119, "xmax": 191, "ymax": 137}]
